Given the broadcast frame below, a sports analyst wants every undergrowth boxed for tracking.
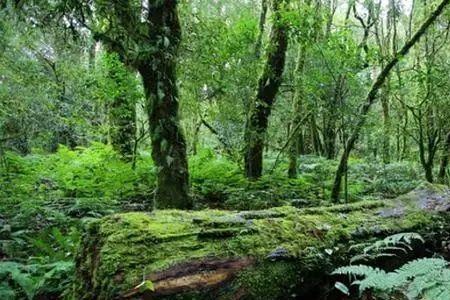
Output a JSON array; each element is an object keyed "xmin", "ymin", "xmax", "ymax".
[
  {"xmin": 0, "ymin": 144, "xmax": 425, "ymax": 299},
  {"xmin": 333, "ymin": 233, "xmax": 450, "ymax": 300}
]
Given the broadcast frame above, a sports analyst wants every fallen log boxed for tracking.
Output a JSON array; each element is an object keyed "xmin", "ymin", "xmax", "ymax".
[{"xmin": 73, "ymin": 183, "xmax": 450, "ymax": 299}]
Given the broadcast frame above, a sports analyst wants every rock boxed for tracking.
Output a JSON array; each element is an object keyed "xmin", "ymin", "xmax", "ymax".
[{"xmin": 266, "ymin": 246, "xmax": 291, "ymax": 261}]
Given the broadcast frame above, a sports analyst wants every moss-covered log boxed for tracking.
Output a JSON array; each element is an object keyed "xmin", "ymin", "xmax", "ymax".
[{"xmin": 74, "ymin": 183, "xmax": 450, "ymax": 299}]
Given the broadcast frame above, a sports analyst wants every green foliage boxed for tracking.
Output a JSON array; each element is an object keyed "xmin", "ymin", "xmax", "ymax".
[
  {"xmin": 190, "ymin": 148, "xmax": 244, "ymax": 207},
  {"xmin": 349, "ymin": 232, "xmax": 425, "ymax": 264},
  {"xmin": 189, "ymin": 150, "xmax": 424, "ymax": 209},
  {"xmin": 224, "ymin": 174, "xmax": 316, "ymax": 210},
  {"xmin": 0, "ymin": 226, "xmax": 77, "ymax": 299},
  {"xmin": 0, "ymin": 214, "xmax": 78, "ymax": 298},
  {"xmin": 190, "ymin": 149, "xmax": 320, "ymax": 209},
  {"xmin": 0, "ymin": 260, "xmax": 74, "ymax": 300},
  {"xmin": 349, "ymin": 161, "xmax": 421, "ymax": 198},
  {"xmin": 0, "ymin": 261, "xmax": 37, "ymax": 300},
  {"xmin": 333, "ymin": 233, "xmax": 450, "ymax": 300},
  {"xmin": 1, "ymin": 0, "xmax": 450, "ymax": 298},
  {"xmin": 0, "ymin": 143, "xmax": 154, "ymax": 200},
  {"xmin": 334, "ymin": 258, "xmax": 450, "ymax": 300}
]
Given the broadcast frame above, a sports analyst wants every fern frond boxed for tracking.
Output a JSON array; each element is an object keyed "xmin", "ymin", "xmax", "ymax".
[
  {"xmin": 364, "ymin": 232, "xmax": 423, "ymax": 254},
  {"xmin": 396, "ymin": 258, "xmax": 448, "ymax": 279},
  {"xmin": 357, "ymin": 272, "xmax": 398, "ymax": 292},
  {"xmin": 332, "ymin": 265, "xmax": 384, "ymax": 278},
  {"xmin": 422, "ymin": 284, "xmax": 450, "ymax": 300}
]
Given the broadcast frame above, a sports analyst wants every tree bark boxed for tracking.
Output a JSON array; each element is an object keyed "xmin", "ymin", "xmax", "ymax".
[
  {"xmin": 137, "ymin": 1, "xmax": 191, "ymax": 209},
  {"xmin": 438, "ymin": 131, "xmax": 450, "ymax": 183},
  {"xmin": 330, "ymin": 0, "xmax": 450, "ymax": 202},
  {"xmin": 323, "ymin": 75, "xmax": 345, "ymax": 160},
  {"xmin": 244, "ymin": 0, "xmax": 288, "ymax": 179},
  {"xmin": 90, "ymin": 0, "xmax": 191, "ymax": 208},
  {"xmin": 381, "ymin": 83, "xmax": 391, "ymax": 164},
  {"xmin": 254, "ymin": 0, "xmax": 268, "ymax": 59},
  {"xmin": 310, "ymin": 114, "xmax": 323, "ymax": 155},
  {"xmin": 288, "ymin": 45, "xmax": 307, "ymax": 178}
]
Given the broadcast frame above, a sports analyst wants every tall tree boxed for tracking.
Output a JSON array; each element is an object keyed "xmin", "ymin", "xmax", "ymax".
[
  {"xmin": 64, "ymin": 0, "xmax": 192, "ymax": 208},
  {"xmin": 330, "ymin": 0, "xmax": 450, "ymax": 202},
  {"xmin": 244, "ymin": 0, "xmax": 289, "ymax": 179},
  {"xmin": 255, "ymin": 0, "xmax": 269, "ymax": 59}
]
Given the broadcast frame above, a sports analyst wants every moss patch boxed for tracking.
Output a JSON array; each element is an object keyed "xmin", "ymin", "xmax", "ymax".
[{"xmin": 74, "ymin": 184, "xmax": 450, "ymax": 299}]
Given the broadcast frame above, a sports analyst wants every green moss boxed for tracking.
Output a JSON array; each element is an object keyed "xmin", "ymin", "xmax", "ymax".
[
  {"xmin": 233, "ymin": 261, "xmax": 301, "ymax": 300},
  {"xmin": 74, "ymin": 186, "xmax": 450, "ymax": 299}
]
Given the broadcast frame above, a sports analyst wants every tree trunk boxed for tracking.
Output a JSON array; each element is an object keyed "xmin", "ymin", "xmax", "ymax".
[
  {"xmin": 330, "ymin": 0, "xmax": 450, "ymax": 202},
  {"xmin": 424, "ymin": 163, "xmax": 434, "ymax": 183},
  {"xmin": 288, "ymin": 45, "xmax": 307, "ymax": 178},
  {"xmin": 381, "ymin": 83, "xmax": 391, "ymax": 164},
  {"xmin": 254, "ymin": 0, "xmax": 268, "ymax": 59},
  {"xmin": 244, "ymin": 0, "xmax": 288, "ymax": 179},
  {"xmin": 438, "ymin": 131, "xmax": 450, "ymax": 183},
  {"xmin": 323, "ymin": 76, "xmax": 344, "ymax": 160},
  {"xmin": 310, "ymin": 114, "xmax": 323, "ymax": 156},
  {"xmin": 137, "ymin": 1, "xmax": 191, "ymax": 209},
  {"xmin": 75, "ymin": 183, "xmax": 450, "ymax": 300}
]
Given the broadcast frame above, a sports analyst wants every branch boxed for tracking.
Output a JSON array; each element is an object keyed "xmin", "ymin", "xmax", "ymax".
[
  {"xmin": 268, "ymin": 112, "xmax": 311, "ymax": 174},
  {"xmin": 200, "ymin": 118, "xmax": 235, "ymax": 158}
]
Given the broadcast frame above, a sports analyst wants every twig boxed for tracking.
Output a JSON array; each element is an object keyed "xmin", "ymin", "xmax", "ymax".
[{"xmin": 269, "ymin": 112, "xmax": 311, "ymax": 174}]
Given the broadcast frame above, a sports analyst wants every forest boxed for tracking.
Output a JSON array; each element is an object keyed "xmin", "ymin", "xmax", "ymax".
[{"xmin": 1, "ymin": 0, "xmax": 450, "ymax": 299}]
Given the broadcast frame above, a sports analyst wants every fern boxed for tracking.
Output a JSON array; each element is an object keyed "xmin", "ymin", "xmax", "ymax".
[
  {"xmin": 350, "ymin": 232, "xmax": 424, "ymax": 263},
  {"xmin": 0, "ymin": 260, "xmax": 74, "ymax": 300},
  {"xmin": 332, "ymin": 265, "xmax": 385, "ymax": 278},
  {"xmin": 0, "ymin": 262, "xmax": 37, "ymax": 300},
  {"xmin": 396, "ymin": 258, "xmax": 448, "ymax": 280},
  {"xmin": 333, "ymin": 233, "xmax": 450, "ymax": 300}
]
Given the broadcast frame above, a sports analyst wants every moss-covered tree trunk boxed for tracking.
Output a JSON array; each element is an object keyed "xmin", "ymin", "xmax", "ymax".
[
  {"xmin": 91, "ymin": 0, "xmax": 191, "ymax": 209},
  {"xmin": 322, "ymin": 76, "xmax": 344, "ymax": 160},
  {"xmin": 137, "ymin": 1, "xmax": 191, "ymax": 209},
  {"xmin": 74, "ymin": 183, "xmax": 450, "ymax": 299},
  {"xmin": 244, "ymin": 0, "xmax": 288, "ymax": 179}
]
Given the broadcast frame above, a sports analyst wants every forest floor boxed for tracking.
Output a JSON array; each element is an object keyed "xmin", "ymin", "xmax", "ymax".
[{"xmin": 0, "ymin": 145, "xmax": 434, "ymax": 299}]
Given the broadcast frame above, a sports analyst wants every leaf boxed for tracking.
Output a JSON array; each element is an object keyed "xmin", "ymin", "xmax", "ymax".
[
  {"xmin": 135, "ymin": 280, "xmax": 155, "ymax": 293},
  {"xmin": 163, "ymin": 36, "xmax": 170, "ymax": 48},
  {"xmin": 0, "ymin": 282, "xmax": 15, "ymax": 300},
  {"xmin": 334, "ymin": 281, "xmax": 349, "ymax": 295}
]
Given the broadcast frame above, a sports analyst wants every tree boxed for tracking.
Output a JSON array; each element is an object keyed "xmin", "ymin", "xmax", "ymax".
[
  {"xmin": 61, "ymin": 0, "xmax": 192, "ymax": 208},
  {"xmin": 244, "ymin": 0, "xmax": 289, "ymax": 179},
  {"xmin": 330, "ymin": 0, "xmax": 450, "ymax": 202}
]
